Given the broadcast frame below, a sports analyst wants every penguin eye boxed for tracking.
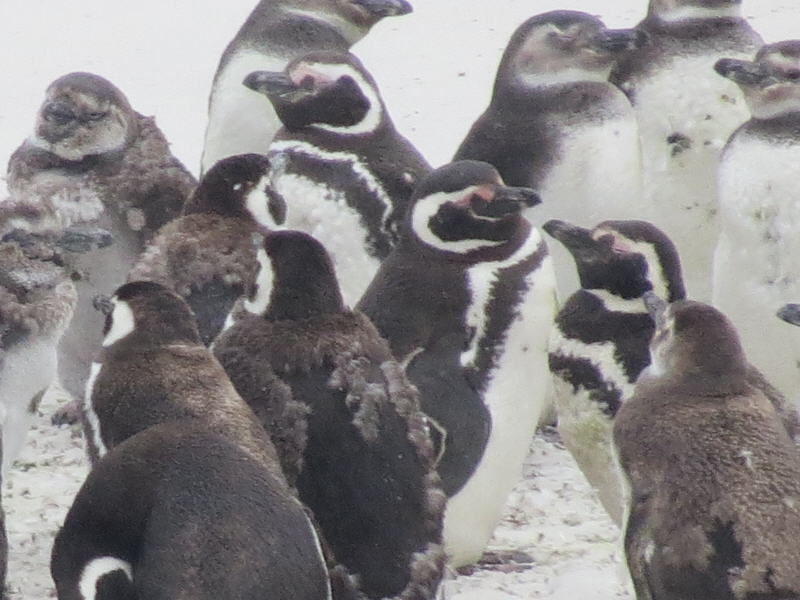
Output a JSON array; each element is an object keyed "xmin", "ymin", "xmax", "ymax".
[
  {"xmin": 86, "ymin": 111, "xmax": 108, "ymax": 121},
  {"xmin": 785, "ymin": 70, "xmax": 800, "ymax": 81},
  {"xmin": 44, "ymin": 105, "xmax": 75, "ymax": 124}
]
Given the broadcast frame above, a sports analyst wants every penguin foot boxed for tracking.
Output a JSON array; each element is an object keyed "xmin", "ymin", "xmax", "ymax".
[
  {"xmin": 51, "ymin": 398, "xmax": 82, "ymax": 427},
  {"xmin": 456, "ymin": 551, "xmax": 535, "ymax": 575}
]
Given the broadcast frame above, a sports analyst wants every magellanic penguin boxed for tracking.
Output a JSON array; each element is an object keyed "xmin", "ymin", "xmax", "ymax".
[
  {"xmin": 2, "ymin": 72, "xmax": 196, "ymax": 411},
  {"xmin": 544, "ymin": 218, "xmax": 684, "ymax": 527},
  {"xmin": 610, "ymin": 0, "xmax": 763, "ymax": 302},
  {"xmin": 453, "ymin": 10, "xmax": 646, "ymax": 297},
  {"xmin": 244, "ymin": 50, "xmax": 431, "ymax": 304},
  {"xmin": 615, "ymin": 296, "xmax": 800, "ymax": 600},
  {"xmin": 213, "ymin": 230, "xmax": 445, "ymax": 600},
  {"xmin": 713, "ymin": 41, "xmax": 800, "ymax": 401},
  {"xmin": 357, "ymin": 161, "xmax": 557, "ymax": 567},
  {"xmin": 128, "ymin": 153, "xmax": 286, "ymax": 345},
  {"xmin": 200, "ymin": 0, "xmax": 413, "ymax": 174}
]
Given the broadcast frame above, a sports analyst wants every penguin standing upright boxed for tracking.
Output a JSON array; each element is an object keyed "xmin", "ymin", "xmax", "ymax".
[
  {"xmin": 357, "ymin": 161, "xmax": 557, "ymax": 567},
  {"xmin": 214, "ymin": 230, "xmax": 445, "ymax": 600},
  {"xmin": 615, "ymin": 296, "xmax": 800, "ymax": 600},
  {"xmin": 611, "ymin": 0, "xmax": 762, "ymax": 301},
  {"xmin": 2, "ymin": 72, "xmax": 196, "ymax": 410},
  {"xmin": 129, "ymin": 153, "xmax": 286, "ymax": 345},
  {"xmin": 244, "ymin": 51, "xmax": 431, "ymax": 303},
  {"xmin": 454, "ymin": 10, "xmax": 646, "ymax": 296},
  {"xmin": 201, "ymin": 0, "xmax": 413, "ymax": 173},
  {"xmin": 543, "ymin": 219, "xmax": 684, "ymax": 526},
  {"xmin": 713, "ymin": 41, "xmax": 800, "ymax": 400}
]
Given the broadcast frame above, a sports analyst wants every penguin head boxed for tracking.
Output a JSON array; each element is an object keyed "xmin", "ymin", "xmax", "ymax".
[
  {"xmin": 643, "ymin": 295, "xmax": 748, "ymax": 386},
  {"xmin": 31, "ymin": 72, "xmax": 136, "ymax": 162},
  {"xmin": 244, "ymin": 51, "xmax": 383, "ymax": 135},
  {"xmin": 336, "ymin": 0, "xmax": 413, "ymax": 28},
  {"xmin": 648, "ymin": 0, "xmax": 742, "ymax": 23},
  {"xmin": 499, "ymin": 11, "xmax": 647, "ymax": 89},
  {"xmin": 407, "ymin": 161, "xmax": 540, "ymax": 258},
  {"xmin": 244, "ymin": 230, "xmax": 344, "ymax": 321},
  {"xmin": 98, "ymin": 281, "xmax": 202, "ymax": 350},
  {"xmin": 544, "ymin": 219, "xmax": 685, "ymax": 301},
  {"xmin": 182, "ymin": 153, "xmax": 286, "ymax": 228},
  {"xmin": 715, "ymin": 41, "xmax": 800, "ymax": 119}
]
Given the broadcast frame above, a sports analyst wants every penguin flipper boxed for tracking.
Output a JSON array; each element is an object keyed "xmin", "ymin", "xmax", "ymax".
[{"xmin": 623, "ymin": 489, "xmax": 656, "ymax": 600}]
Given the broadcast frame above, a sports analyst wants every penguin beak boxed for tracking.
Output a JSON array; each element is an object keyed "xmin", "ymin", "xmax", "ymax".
[
  {"xmin": 351, "ymin": 0, "xmax": 413, "ymax": 18},
  {"xmin": 643, "ymin": 291, "xmax": 669, "ymax": 329},
  {"xmin": 243, "ymin": 71, "xmax": 307, "ymax": 99},
  {"xmin": 56, "ymin": 226, "xmax": 114, "ymax": 254},
  {"xmin": 470, "ymin": 186, "xmax": 540, "ymax": 218},
  {"xmin": 542, "ymin": 219, "xmax": 594, "ymax": 251},
  {"xmin": 93, "ymin": 294, "xmax": 114, "ymax": 316},
  {"xmin": 714, "ymin": 58, "xmax": 777, "ymax": 88},
  {"xmin": 777, "ymin": 303, "xmax": 800, "ymax": 327},
  {"xmin": 594, "ymin": 28, "xmax": 648, "ymax": 54}
]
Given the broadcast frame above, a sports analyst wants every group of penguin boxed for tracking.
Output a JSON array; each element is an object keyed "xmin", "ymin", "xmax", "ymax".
[{"xmin": 1, "ymin": 0, "xmax": 800, "ymax": 598}]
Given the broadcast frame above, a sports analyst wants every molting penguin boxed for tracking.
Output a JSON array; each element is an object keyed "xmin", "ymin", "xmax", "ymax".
[
  {"xmin": 213, "ymin": 230, "xmax": 445, "ymax": 600},
  {"xmin": 244, "ymin": 50, "xmax": 431, "ymax": 304},
  {"xmin": 713, "ymin": 40, "xmax": 800, "ymax": 400},
  {"xmin": 453, "ymin": 10, "xmax": 646, "ymax": 297},
  {"xmin": 614, "ymin": 296, "xmax": 800, "ymax": 600},
  {"xmin": 544, "ymin": 219, "xmax": 684, "ymax": 526},
  {"xmin": 357, "ymin": 161, "xmax": 557, "ymax": 567},
  {"xmin": 128, "ymin": 153, "xmax": 286, "ymax": 345},
  {"xmin": 2, "ymin": 72, "xmax": 196, "ymax": 411},
  {"xmin": 201, "ymin": 0, "xmax": 413, "ymax": 173},
  {"xmin": 610, "ymin": 0, "xmax": 762, "ymax": 302}
]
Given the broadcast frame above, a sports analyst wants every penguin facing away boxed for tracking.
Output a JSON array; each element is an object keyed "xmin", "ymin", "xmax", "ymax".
[
  {"xmin": 713, "ymin": 40, "xmax": 800, "ymax": 400},
  {"xmin": 244, "ymin": 50, "xmax": 431, "ymax": 304},
  {"xmin": 357, "ymin": 161, "xmax": 557, "ymax": 567},
  {"xmin": 2, "ymin": 71, "xmax": 196, "ymax": 408},
  {"xmin": 128, "ymin": 153, "xmax": 286, "ymax": 345},
  {"xmin": 615, "ymin": 296, "xmax": 800, "ymax": 600},
  {"xmin": 200, "ymin": 0, "xmax": 413, "ymax": 173},
  {"xmin": 610, "ymin": 0, "xmax": 763, "ymax": 302},
  {"xmin": 213, "ymin": 230, "xmax": 445, "ymax": 600}
]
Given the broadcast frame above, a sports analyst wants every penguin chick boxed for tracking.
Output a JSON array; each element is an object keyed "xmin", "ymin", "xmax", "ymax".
[
  {"xmin": 52, "ymin": 421, "xmax": 331, "ymax": 600},
  {"xmin": 3, "ymin": 72, "xmax": 197, "ymax": 409},
  {"xmin": 713, "ymin": 40, "xmax": 800, "ymax": 400},
  {"xmin": 128, "ymin": 153, "xmax": 286, "ymax": 345},
  {"xmin": 615, "ymin": 296, "xmax": 800, "ymax": 600},
  {"xmin": 610, "ymin": 0, "xmax": 763, "ymax": 302},
  {"xmin": 214, "ymin": 230, "xmax": 445, "ymax": 600},
  {"xmin": 201, "ymin": 0, "xmax": 413, "ymax": 173},
  {"xmin": 244, "ymin": 50, "xmax": 431, "ymax": 304},
  {"xmin": 357, "ymin": 160, "xmax": 557, "ymax": 567}
]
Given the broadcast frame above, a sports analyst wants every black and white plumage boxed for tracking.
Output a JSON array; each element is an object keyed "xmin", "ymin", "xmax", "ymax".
[
  {"xmin": 615, "ymin": 297, "xmax": 800, "ymax": 600},
  {"xmin": 713, "ymin": 41, "xmax": 800, "ymax": 400},
  {"xmin": 128, "ymin": 153, "xmax": 285, "ymax": 345},
  {"xmin": 56, "ymin": 280, "xmax": 331, "ymax": 600},
  {"xmin": 610, "ymin": 0, "xmax": 763, "ymax": 302},
  {"xmin": 244, "ymin": 50, "xmax": 431, "ymax": 304},
  {"xmin": 544, "ymin": 219, "xmax": 684, "ymax": 526},
  {"xmin": 200, "ymin": 0, "xmax": 413, "ymax": 173},
  {"xmin": 2, "ymin": 72, "xmax": 196, "ymax": 406},
  {"xmin": 214, "ymin": 230, "xmax": 445, "ymax": 600},
  {"xmin": 357, "ymin": 161, "xmax": 556, "ymax": 567}
]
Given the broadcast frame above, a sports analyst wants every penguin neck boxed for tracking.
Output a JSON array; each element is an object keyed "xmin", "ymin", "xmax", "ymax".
[
  {"xmin": 640, "ymin": 11, "xmax": 751, "ymax": 41},
  {"xmin": 646, "ymin": 5, "xmax": 743, "ymax": 24},
  {"xmin": 182, "ymin": 185, "xmax": 249, "ymax": 218},
  {"xmin": 263, "ymin": 279, "xmax": 345, "ymax": 322}
]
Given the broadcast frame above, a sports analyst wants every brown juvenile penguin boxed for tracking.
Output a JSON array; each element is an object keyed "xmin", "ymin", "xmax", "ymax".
[{"xmin": 614, "ymin": 296, "xmax": 800, "ymax": 599}]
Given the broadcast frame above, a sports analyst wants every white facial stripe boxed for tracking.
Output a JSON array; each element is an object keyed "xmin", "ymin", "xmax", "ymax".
[
  {"xmin": 591, "ymin": 289, "xmax": 649, "ymax": 314},
  {"xmin": 245, "ymin": 174, "xmax": 279, "ymax": 228},
  {"xmin": 297, "ymin": 63, "xmax": 383, "ymax": 135},
  {"xmin": 518, "ymin": 66, "xmax": 613, "ymax": 87},
  {"xmin": 79, "ymin": 556, "xmax": 133, "ymax": 600},
  {"xmin": 750, "ymin": 93, "xmax": 800, "ymax": 120},
  {"xmin": 102, "ymin": 299, "xmax": 135, "ymax": 347},
  {"xmin": 244, "ymin": 248, "xmax": 274, "ymax": 315},
  {"xmin": 656, "ymin": 5, "xmax": 742, "ymax": 22},
  {"xmin": 411, "ymin": 189, "xmax": 506, "ymax": 253},
  {"xmin": 84, "ymin": 362, "xmax": 109, "ymax": 460}
]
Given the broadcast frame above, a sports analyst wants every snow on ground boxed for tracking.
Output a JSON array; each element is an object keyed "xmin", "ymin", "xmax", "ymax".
[{"xmin": 0, "ymin": 1, "xmax": 798, "ymax": 598}]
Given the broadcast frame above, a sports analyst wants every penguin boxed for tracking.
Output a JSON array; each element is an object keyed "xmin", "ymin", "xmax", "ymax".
[
  {"xmin": 51, "ymin": 422, "xmax": 331, "ymax": 600},
  {"xmin": 543, "ymin": 218, "xmax": 684, "ymax": 526},
  {"xmin": 610, "ymin": 0, "xmax": 763, "ymax": 302},
  {"xmin": 200, "ymin": 0, "xmax": 413, "ymax": 174},
  {"xmin": 712, "ymin": 40, "xmax": 800, "ymax": 401},
  {"xmin": 2, "ymin": 72, "xmax": 197, "ymax": 415},
  {"xmin": 453, "ymin": 10, "xmax": 646, "ymax": 297},
  {"xmin": 128, "ymin": 153, "xmax": 286, "ymax": 345},
  {"xmin": 356, "ymin": 160, "xmax": 557, "ymax": 567},
  {"xmin": 243, "ymin": 50, "xmax": 431, "ymax": 304},
  {"xmin": 614, "ymin": 295, "xmax": 800, "ymax": 600},
  {"xmin": 213, "ymin": 230, "xmax": 445, "ymax": 600}
]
